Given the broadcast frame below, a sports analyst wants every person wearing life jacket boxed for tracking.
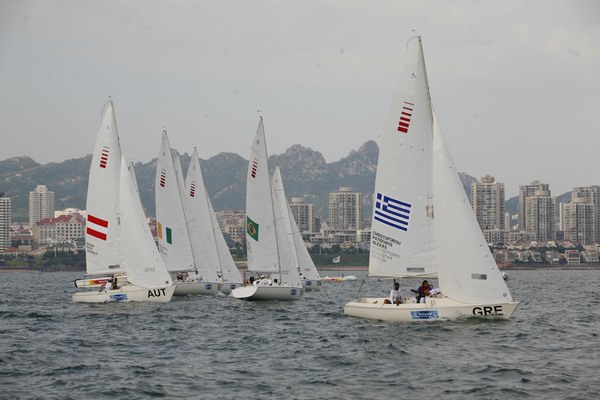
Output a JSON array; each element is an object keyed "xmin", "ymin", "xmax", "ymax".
[{"xmin": 416, "ymin": 280, "xmax": 440, "ymax": 303}]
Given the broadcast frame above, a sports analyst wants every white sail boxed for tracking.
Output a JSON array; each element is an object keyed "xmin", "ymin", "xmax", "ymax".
[
  {"xmin": 172, "ymin": 151, "xmax": 219, "ymax": 282},
  {"xmin": 368, "ymin": 36, "xmax": 436, "ymax": 278},
  {"xmin": 245, "ymin": 118, "xmax": 280, "ymax": 274},
  {"xmin": 155, "ymin": 131, "xmax": 195, "ymax": 273},
  {"xmin": 118, "ymin": 155, "xmax": 172, "ymax": 288},
  {"xmin": 128, "ymin": 161, "xmax": 140, "ymax": 198},
  {"xmin": 271, "ymin": 167, "xmax": 320, "ymax": 283},
  {"xmin": 84, "ymin": 101, "xmax": 125, "ymax": 276},
  {"xmin": 270, "ymin": 167, "xmax": 303, "ymax": 287},
  {"xmin": 432, "ymin": 112, "xmax": 514, "ymax": 304},
  {"xmin": 185, "ymin": 149, "xmax": 243, "ymax": 284}
]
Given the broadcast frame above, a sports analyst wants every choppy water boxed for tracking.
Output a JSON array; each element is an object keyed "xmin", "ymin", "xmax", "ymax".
[{"xmin": 1, "ymin": 270, "xmax": 599, "ymax": 399}]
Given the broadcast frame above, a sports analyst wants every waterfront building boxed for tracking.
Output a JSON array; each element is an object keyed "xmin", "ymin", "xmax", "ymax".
[
  {"xmin": 518, "ymin": 180, "xmax": 550, "ymax": 231},
  {"xmin": 571, "ymin": 186, "xmax": 600, "ymax": 243},
  {"xmin": 54, "ymin": 207, "xmax": 86, "ymax": 218},
  {"xmin": 471, "ymin": 175, "xmax": 505, "ymax": 230},
  {"xmin": 522, "ymin": 184, "xmax": 556, "ymax": 242},
  {"xmin": 289, "ymin": 197, "xmax": 316, "ymax": 233},
  {"xmin": 0, "ymin": 194, "xmax": 11, "ymax": 253},
  {"xmin": 328, "ymin": 187, "xmax": 362, "ymax": 230},
  {"xmin": 561, "ymin": 191, "xmax": 595, "ymax": 245},
  {"xmin": 29, "ymin": 185, "xmax": 55, "ymax": 226},
  {"xmin": 32, "ymin": 213, "xmax": 85, "ymax": 243},
  {"xmin": 215, "ymin": 210, "xmax": 246, "ymax": 245}
]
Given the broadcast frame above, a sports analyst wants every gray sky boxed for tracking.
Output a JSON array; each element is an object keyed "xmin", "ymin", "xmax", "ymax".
[{"xmin": 1, "ymin": 0, "xmax": 598, "ymax": 197}]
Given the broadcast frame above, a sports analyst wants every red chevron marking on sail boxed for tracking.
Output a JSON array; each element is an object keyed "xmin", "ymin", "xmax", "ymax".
[
  {"xmin": 397, "ymin": 102, "xmax": 415, "ymax": 134},
  {"xmin": 99, "ymin": 147, "xmax": 110, "ymax": 168}
]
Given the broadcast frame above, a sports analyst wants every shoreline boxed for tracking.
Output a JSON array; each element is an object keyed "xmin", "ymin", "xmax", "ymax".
[{"xmin": 2, "ymin": 264, "xmax": 600, "ymax": 273}]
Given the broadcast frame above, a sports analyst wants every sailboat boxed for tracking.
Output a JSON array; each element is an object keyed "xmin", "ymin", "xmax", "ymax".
[
  {"xmin": 72, "ymin": 101, "xmax": 175, "ymax": 303},
  {"xmin": 184, "ymin": 148, "xmax": 244, "ymax": 294},
  {"xmin": 271, "ymin": 167, "xmax": 321, "ymax": 290},
  {"xmin": 155, "ymin": 131, "xmax": 221, "ymax": 296},
  {"xmin": 344, "ymin": 37, "xmax": 519, "ymax": 321},
  {"xmin": 231, "ymin": 118, "xmax": 305, "ymax": 300}
]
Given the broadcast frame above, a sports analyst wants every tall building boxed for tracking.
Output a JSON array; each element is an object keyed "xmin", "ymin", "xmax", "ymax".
[
  {"xmin": 289, "ymin": 197, "xmax": 315, "ymax": 233},
  {"xmin": 524, "ymin": 189, "xmax": 556, "ymax": 242},
  {"xmin": 561, "ymin": 190, "xmax": 596, "ymax": 245},
  {"xmin": 571, "ymin": 186, "xmax": 600, "ymax": 243},
  {"xmin": 215, "ymin": 210, "xmax": 246, "ymax": 244},
  {"xmin": 518, "ymin": 180, "xmax": 550, "ymax": 231},
  {"xmin": 0, "ymin": 193, "xmax": 11, "ymax": 253},
  {"xmin": 471, "ymin": 175, "xmax": 505, "ymax": 230},
  {"xmin": 328, "ymin": 187, "xmax": 362, "ymax": 230},
  {"xmin": 29, "ymin": 185, "xmax": 55, "ymax": 226}
]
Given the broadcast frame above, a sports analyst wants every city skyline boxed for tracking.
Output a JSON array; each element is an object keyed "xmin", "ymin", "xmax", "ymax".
[{"xmin": 1, "ymin": 1, "xmax": 599, "ymax": 198}]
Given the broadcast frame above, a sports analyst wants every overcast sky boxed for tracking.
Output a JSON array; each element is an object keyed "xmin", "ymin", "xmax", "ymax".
[{"xmin": 0, "ymin": 0, "xmax": 598, "ymax": 197}]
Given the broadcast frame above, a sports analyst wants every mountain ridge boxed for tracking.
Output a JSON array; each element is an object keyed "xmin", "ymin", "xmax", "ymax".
[{"xmin": 0, "ymin": 143, "xmax": 542, "ymax": 222}]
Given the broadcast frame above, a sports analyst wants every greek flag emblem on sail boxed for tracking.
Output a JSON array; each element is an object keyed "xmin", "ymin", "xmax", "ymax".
[{"xmin": 374, "ymin": 192, "xmax": 411, "ymax": 232}]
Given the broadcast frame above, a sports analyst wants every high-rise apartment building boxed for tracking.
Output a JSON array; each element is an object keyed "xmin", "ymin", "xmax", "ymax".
[
  {"xmin": 328, "ymin": 187, "xmax": 362, "ymax": 230},
  {"xmin": 471, "ymin": 175, "xmax": 505, "ymax": 230},
  {"xmin": 29, "ymin": 185, "xmax": 55, "ymax": 226},
  {"xmin": 215, "ymin": 210, "xmax": 246, "ymax": 244},
  {"xmin": 289, "ymin": 197, "xmax": 315, "ymax": 233},
  {"xmin": 571, "ymin": 186, "xmax": 600, "ymax": 243},
  {"xmin": 524, "ymin": 189, "xmax": 556, "ymax": 242},
  {"xmin": 518, "ymin": 180, "xmax": 550, "ymax": 231},
  {"xmin": 0, "ymin": 193, "xmax": 11, "ymax": 253},
  {"xmin": 561, "ymin": 189, "xmax": 596, "ymax": 244}
]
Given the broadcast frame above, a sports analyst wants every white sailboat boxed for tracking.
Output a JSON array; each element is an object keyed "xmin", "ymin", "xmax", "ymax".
[
  {"xmin": 184, "ymin": 148, "xmax": 244, "ymax": 294},
  {"xmin": 155, "ymin": 131, "xmax": 221, "ymax": 296},
  {"xmin": 73, "ymin": 101, "xmax": 174, "ymax": 303},
  {"xmin": 231, "ymin": 118, "xmax": 304, "ymax": 300},
  {"xmin": 271, "ymin": 167, "xmax": 321, "ymax": 290},
  {"xmin": 344, "ymin": 37, "xmax": 519, "ymax": 321}
]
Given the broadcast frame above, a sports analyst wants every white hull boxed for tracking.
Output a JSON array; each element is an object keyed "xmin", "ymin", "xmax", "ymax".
[
  {"xmin": 219, "ymin": 282, "xmax": 243, "ymax": 295},
  {"xmin": 72, "ymin": 285, "xmax": 175, "ymax": 303},
  {"xmin": 173, "ymin": 281, "xmax": 221, "ymax": 296},
  {"xmin": 302, "ymin": 279, "xmax": 322, "ymax": 290},
  {"xmin": 344, "ymin": 296, "xmax": 520, "ymax": 322},
  {"xmin": 231, "ymin": 285, "xmax": 304, "ymax": 300}
]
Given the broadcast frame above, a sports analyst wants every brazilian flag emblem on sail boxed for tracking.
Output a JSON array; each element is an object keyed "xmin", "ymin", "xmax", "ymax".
[{"xmin": 247, "ymin": 217, "xmax": 259, "ymax": 241}]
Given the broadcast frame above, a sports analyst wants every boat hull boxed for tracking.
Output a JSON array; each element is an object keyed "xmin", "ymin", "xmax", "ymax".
[
  {"xmin": 344, "ymin": 297, "xmax": 520, "ymax": 322},
  {"xmin": 72, "ymin": 285, "xmax": 175, "ymax": 303},
  {"xmin": 231, "ymin": 285, "xmax": 304, "ymax": 300},
  {"xmin": 302, "ymin": 279, "xmax": 322, "ymax": 290},
  {"xmin": 219, "ymin": 282, "xmax": 243, "ymax": 295},
  {"xmin": 173, "ymin": 281, "xmax": 221, "ymax": 296}
]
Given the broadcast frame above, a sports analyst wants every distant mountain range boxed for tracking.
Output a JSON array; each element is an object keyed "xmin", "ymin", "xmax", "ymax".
[{"xmin": 0, "ymin": 142, "xmax": 566, "ymax": 222}]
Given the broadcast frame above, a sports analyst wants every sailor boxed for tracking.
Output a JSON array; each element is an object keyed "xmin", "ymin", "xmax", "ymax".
[
  {"xmin": 104, "ymin": 278, "xmax": 113, "ymax": 292},
  {"xmin": 384, "ymin": 281, "xmax": 402, "ymax": 305}
]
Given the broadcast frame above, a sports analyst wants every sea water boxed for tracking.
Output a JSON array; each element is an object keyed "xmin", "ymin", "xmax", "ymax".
[{"xmin": 1, "ymin": 270, "xmax": 599, "ymax": 399}]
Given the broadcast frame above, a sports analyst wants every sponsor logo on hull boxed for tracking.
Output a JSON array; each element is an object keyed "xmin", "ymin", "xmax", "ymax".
[
  {"xmin": 411, "ymin": 310, "xmax": 439, "ymax": 320},
  {"xmin": 110, "ymin": 294, "xmax": 128, "ymax": 301}
]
